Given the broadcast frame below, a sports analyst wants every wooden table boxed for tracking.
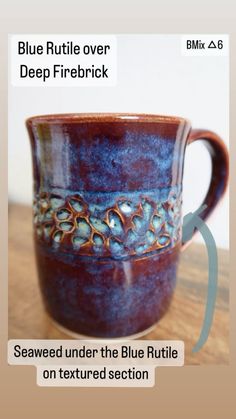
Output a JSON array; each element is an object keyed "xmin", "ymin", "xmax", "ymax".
[{"xmin": 8, "ymin": 204, "xmax": 229, "ymax": 365}]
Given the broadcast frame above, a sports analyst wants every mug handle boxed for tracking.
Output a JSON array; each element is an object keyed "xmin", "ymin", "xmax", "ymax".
[
  {"xmin": 181, "ymin": 129, "xmax": 229, "ymax": 352},
  {"xmin": 182, "ymin": 129, "xmax": 229, "ymax": 250}
]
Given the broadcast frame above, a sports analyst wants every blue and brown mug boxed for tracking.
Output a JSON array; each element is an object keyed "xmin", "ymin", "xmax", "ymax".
[{"xmin": 27, "ymin": 113, "xmax": 228, "ymax": 339}]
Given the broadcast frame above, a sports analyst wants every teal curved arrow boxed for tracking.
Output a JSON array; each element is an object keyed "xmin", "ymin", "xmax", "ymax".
[{"xmin": 182, "ymin": 205, "xmax": 218, "ymax": 353}]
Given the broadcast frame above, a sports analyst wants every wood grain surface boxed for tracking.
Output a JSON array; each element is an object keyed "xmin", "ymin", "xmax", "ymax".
[{"xmin": 8, "ymin": 204, "xmax": 229, "ymax": 365}]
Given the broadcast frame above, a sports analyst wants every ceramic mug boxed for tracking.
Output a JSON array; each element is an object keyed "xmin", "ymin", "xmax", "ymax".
[{"xmin": 27, "ymin": 114, "xmax": 228, "ymax": 338}]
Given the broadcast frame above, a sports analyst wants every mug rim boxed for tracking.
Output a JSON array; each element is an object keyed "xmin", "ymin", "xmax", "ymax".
[{"xmin": 26, "ymin": 112, "xmax": 189, "ymax": 125}]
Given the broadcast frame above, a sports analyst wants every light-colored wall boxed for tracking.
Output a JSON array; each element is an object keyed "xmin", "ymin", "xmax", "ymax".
[{"xmin": 8, "ymin": 35, "xmax": 229, "ymax": 248}]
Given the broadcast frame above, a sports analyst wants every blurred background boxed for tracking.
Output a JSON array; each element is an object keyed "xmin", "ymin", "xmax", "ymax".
[{"xmin": 8, "ymin": 35, "xmax": 229, "ymax": 248}]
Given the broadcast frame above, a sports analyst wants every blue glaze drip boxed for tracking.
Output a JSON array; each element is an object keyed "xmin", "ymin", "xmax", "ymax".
[{"xmin": 46, "ymin": 185, "xmax": 182, "ymax": 209}]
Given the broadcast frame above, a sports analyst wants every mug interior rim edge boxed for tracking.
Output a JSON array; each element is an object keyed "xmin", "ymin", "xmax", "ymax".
[{"xmin": 26, "ymin": 112, "xmax": 190, "ymax": 126}]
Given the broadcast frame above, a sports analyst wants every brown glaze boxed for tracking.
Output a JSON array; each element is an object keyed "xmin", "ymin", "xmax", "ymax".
[{"xmin": 184, "ymin": 129, "xmax": 229, "ymax": 246}]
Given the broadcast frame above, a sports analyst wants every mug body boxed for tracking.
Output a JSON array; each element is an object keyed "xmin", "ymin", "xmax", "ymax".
[{"xmin": 27, "ymin": 114, "xmax": 191, "ymax": 338}]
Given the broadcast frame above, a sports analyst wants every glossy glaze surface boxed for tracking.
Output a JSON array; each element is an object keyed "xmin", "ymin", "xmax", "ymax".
[
  {"xmin": 36, "ymin": 243, "xmax": 180, "ymax": 337},
  {"xmin": 27, "ymin": 113, "xmax": 190, "ymax": 337},
  {"xmin": 27, "ymin": 113, "xmax": 228, "ymax": 338}
]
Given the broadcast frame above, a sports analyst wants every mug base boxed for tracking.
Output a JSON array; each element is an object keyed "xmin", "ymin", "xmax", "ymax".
[{"xmin": 50, "ymin": 317, "xmax": 157, "ymax": 341}]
